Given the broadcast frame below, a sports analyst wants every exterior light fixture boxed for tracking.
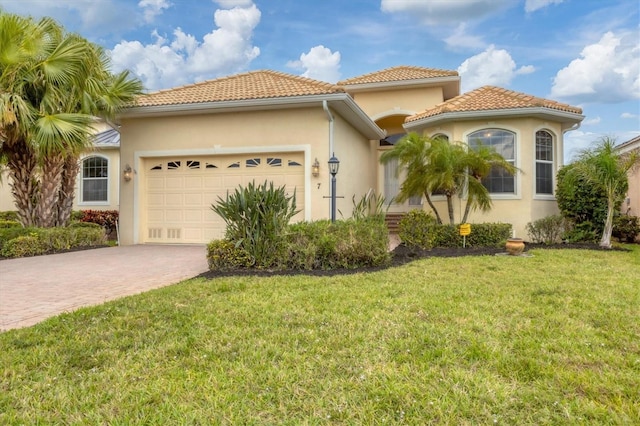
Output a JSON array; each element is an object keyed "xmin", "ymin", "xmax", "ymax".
[
  {"xmin": 123, "ymin": 164, "xmax": 133, "ymax": 182},
  {"xmin": 328, "ymin": 154, "xmax": 340, "ymax": 222},
  {"xmin": 312, "ymin": 158, "xmax": 320, "ymax": 177}
]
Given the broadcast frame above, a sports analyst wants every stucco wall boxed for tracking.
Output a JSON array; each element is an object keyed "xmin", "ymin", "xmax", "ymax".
[
  {"xmin": 118, "ymin": 105, "xmax": 376, "ymax": 244},
  {"xmin": 350, "ymin": 86, "xmax": 444, "ymax": 119},
  {"xmin": 409, "ymin": 117, "xmax": 568, "ymax": 239}
]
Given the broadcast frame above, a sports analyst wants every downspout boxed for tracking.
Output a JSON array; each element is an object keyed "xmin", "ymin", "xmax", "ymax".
[
  {"xmin": 323, "ymin": 100, "xmax": 336, "ymax": 220},
  {"xmin": 322, "ymin": 100, "xmax": 334, "ymax": 156}
]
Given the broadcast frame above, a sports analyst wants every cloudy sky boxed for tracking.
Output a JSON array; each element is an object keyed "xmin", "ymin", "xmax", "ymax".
[{"xmin": 1, "ymin": 0, "xmax": 638, "ymax": 160}]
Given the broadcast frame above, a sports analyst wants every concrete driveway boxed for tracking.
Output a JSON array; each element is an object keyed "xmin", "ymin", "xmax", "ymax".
[{"xmin": 0, "ymin": 245, "xmax": 208, "ymax": 331}]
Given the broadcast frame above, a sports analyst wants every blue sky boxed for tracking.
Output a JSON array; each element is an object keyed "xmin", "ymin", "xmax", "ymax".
[{"xmin": 1, "ymin": 0, "xmax": 638, "ymax": 160}]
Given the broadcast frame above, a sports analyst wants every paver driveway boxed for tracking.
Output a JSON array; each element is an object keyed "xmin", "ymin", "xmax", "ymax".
[{"xmin": 0, "ymin": 245, "xmax": 208, "ymax": 331}]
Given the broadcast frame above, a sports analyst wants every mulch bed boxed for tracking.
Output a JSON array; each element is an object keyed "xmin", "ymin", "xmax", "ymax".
[{"xmin": 196, "ymin": 242, "xmax": 631, "ymax": 279}]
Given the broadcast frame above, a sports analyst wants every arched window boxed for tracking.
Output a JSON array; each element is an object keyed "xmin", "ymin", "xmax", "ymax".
[
  {"xmin": 535, "ymin": 130, "xmax": 554, "ymax": 195},
  {"xmin": 468, "ymin": 129, "xmax": 516, "ymax": 194},
  {"xmin": 81, "ymin": 156, "xmax": 108, "ymax": 203}
]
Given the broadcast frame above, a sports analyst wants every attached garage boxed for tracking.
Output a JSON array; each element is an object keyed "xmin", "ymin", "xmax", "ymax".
[
  {"xmin": 141, "ymin": 152, "xmax": 305, "ymax": 244},
  {"xmin": 117, "ymin": 70, "xmax": 385, "ymax": 245}
]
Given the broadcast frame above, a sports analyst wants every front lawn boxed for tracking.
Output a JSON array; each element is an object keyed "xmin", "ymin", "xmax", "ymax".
[{"xmin": 1, "ymin": 246, "xmax": 639, "ymax": 424}]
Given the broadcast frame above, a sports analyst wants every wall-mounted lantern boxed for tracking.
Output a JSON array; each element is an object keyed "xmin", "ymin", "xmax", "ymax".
[
  {"xmin": 312, "ymin": 158, "xmax": 320, "ymax": 177},
  {"xmin": 123, "ymin": 164, "xmax": 133, "ymax": 182}
]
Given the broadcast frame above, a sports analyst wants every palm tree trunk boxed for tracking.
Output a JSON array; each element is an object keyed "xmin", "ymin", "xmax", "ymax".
[
  {"xmin": 56, "ymin": 154, "xmax": 80, "ymax": 226},
  {"xmin": 462, "ymin": 198, "xmax": 472, "ymax": 224},
  {"xmin": 446, "ymin": 194, "xmax": 455, "ymax": 224},
  {"xmin": 600, "ymin": 198, "xmax": 615, "ymax": 248},
  {"xmin": 6, "ymin": 140, "xmax": 38, "ymax": 227},
  {"xmin": 423, "ymin": 191, "xmax": 443, "ymax": 224},
  {"xmin": 35, "ymin": 154, "xmax": 65, "ymax": 228}
]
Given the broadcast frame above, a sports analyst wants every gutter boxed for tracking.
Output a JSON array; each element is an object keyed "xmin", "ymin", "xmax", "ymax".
[{"xmin": 404, "ymin": 107, "xmax": 585, "ymax": 132}]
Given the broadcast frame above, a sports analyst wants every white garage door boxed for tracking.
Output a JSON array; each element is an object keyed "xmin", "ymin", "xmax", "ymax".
[{"xmin": 143, "ymin": 153, "xmax": 305, "ymax": 244}]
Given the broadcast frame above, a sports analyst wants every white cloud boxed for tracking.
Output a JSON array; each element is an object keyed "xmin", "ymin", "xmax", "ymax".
[
  {"xmin": 582, "ymin": 116, "xmax": 602, "ymax": 126},
  {"xmin": 381, "ymin": 0, "xmax": 512, "ymax": 25},
  {"xmin": 287, "ymin": 45, "xmax": 341, "ymax": 83},
  {"xmin": 110, "ymin": 3, "xmax": 261, "ymax": 90},
  {"xmin": 550, "ymin": 31, "xmax": 640, "ymax": 104},
  {"xmin": 621, "ymin": 112, "xmax": 639, "ymax": 119},
  {"xmin": 458, "ymin": 45, "xmax": 534, "ymax": 92},
  {"xmin": 564, "ymin": 128, "xmax": 640, "ymax": 162},
  {"xmin": 0, "ymin": 0, "xmax": 138, "ymax": 36},
  {"xmin": 139, "ymin": 0, "xmax": 171, "ymax": 23},
  {"xmin": 444, "ymin": 23, "xmax": 485, "ymax": 50},
  {"xmin": 525, "ymin": 0, "xmax": 564, "ymax": 13},
  {"xmin": 516, "ymin": 65, "xmax": 536, "ymax": 75}
]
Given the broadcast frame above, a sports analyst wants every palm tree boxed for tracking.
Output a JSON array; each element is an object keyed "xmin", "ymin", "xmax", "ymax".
[
  {"xmin": 0, "ymin": 12, "xmax": 142, "ymax": 227},
  {"xmin": 461, "ymin": 142, "xmax": 518, "ymax": 223},
  {"xmin": 379, "ymin": 133, "xmax": 444, "ymax": 224},
  {"xmin": 380, "ymin": 133, "xmax": 519, "ymax": 225},
  {"xmin": 573, "ymin": 137, "xmax": 639, "ymax": 248}
]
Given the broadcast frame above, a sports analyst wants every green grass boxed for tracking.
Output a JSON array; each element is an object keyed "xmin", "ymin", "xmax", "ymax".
[{"xmin": 1, "ymin": 246, "xmax": 639, "ymax": 424}]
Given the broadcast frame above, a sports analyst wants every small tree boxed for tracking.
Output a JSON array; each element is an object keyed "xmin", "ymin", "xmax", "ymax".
[
  {"xmin": 571, "ymin": 137, "xmax": 639, "ymax": 248},
  {"xmin": 556, "ymin": 163, "xmax": 610, "ymax": 242}
]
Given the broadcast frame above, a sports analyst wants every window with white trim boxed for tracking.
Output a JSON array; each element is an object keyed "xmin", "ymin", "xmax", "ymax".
[
  {"xmin": 468, "ymin": 129, "xmax": 516, "ymax": 194},
  {"xmin": 81, "ymin": 156, "xmax": 108, "ymax": 202},
  {"xmin": 535, "ymin": 130, "xmax": 554, "ymax": 195}
]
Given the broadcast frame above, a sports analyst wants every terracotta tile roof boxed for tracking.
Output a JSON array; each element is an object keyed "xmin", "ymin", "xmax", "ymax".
[
  {"xmin": 407, "ymin": 85, "xmax": 583, "ymax": 122},
  {"xmin": 338, "ymin": 65, "xmax": 458, "ymax": 85},
  {"xmin": 134, "ymin": 70, "xmax": 344, "ymax": 107}
]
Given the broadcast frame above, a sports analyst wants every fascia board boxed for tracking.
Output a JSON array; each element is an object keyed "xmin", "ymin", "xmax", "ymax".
[
  {"xmin": 120, "ymin": 94, "xmax": 349, "ymax": 118},
  {"xmin": 405, "ymin": 108, "xmax": 585, "ymax": 131},
  {"xmin": 342, "ymin": 76, "xmax": 460, "ymax": 93}
]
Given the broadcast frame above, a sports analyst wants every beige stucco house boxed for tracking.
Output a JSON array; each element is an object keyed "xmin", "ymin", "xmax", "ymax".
[
  {"xmin": 0, "ymin": 124, "xmax": 121, "ymax": 213},
  {"xmin": 116, "ymin": 66, "xmax": 584, "ymax": 245},
  {"xmin": 617, "ymin": 135, "xmax": 640, "ymax": 217}
]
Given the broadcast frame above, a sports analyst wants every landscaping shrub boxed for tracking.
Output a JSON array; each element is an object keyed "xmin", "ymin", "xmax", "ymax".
[
  {"xmin": 0, "ymin": 211, "xmax": 19, "ymax": 221},
  {"xmin": 398, "ymin": 210, "xmax": 439, "ymax": 249},
  {"xmin": 0, "ymin": 227, "xmax": 32, "ymax": 251},
  {"xmin": 1, "ymin": 235, "xmax": 47, "ymax": 258},
  {"xmin": 556, "ymin": 163, "xmax": 625, "ymax": 242},
  {"xmin": 79, "ymin": 210, "xmax": 119, "ymax": 235},
  {"xmin": 398, "ymin": 210, "xmax": 511, "ymax": 249},
  {"xmin": 612, "ymin": 215, "xmax": 640, "ymax": 243},
  {"xmin": 0, "ymin": 226, "xmax": 105, "ymax": 258},
  {"xmin": 34, "ymin": 227, "xmax": 106, "ymax": 251},
  {"xmin": 0, "ymin": 220, "xmax": 21, "ymax": 228},
  {"xmin": 526, "ymin": 215, "xmax": 571, "ymax": 244},
  {"xmin": 206, "ymin": 240, "xmax": 253, "ymax": 270},
  {"xmin": 211, "ymin": 180, "xmax": 298, "ymax": 268},
  {"xmin": 347, "ymin": 191, "xmax": 388, "ymax": 223},
  {"xmin": 285, "ymin": 218, "xmax": 391, "ymax": 270}
]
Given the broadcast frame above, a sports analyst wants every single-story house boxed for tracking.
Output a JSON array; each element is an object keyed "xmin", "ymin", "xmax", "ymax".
[
  {"xmin": 617, "ymin": 135, "xmax": 640, "ymax": 217},
  {"xmin": 116, "ymin": 66, "xmax": 584, "ymax": 245},
  {"xmin": 0, "ymin": 123, "xmax": 121, "ymax": 213}
]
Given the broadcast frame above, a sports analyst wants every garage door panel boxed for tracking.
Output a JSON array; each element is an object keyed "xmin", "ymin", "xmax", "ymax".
[
  {"xmin": 165, "ymin": 176, "xmax": 183, "ymax": 189},
  {"xmin": 185, "ymin": 176, "xmax": 203, "ymax": 189},
  {"xmin": 184, "ymin": 193, "xmax": 202, "ymax": 206},
  {"xmin": 144, "ymin": 153, "xmax": 305, "ymax": 244},
  {"xmin": 165, "ymin": 209, "xmax": 183, "ymax": 222}
]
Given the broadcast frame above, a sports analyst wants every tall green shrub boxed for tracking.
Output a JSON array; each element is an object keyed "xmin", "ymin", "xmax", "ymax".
[
  {"xmin": 211, "ymin": 180, "xmax": 298, "ymax": 268},
  {"xmin": 556, "ymin": 163, "xmax": 625, "ymax": 242}
]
